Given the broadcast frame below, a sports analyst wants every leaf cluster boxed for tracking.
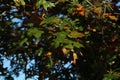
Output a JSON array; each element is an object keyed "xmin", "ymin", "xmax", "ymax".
[{"xmin": 0, "ymin": 0, "xmax": 120, "ymax": 80}]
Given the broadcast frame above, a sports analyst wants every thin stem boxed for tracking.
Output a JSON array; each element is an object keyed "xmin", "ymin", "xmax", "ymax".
[
  {"xmin": 0, "ymin": 11, "xmax": 6, "ymax": 16},
  {"xmin": 86, "ymin": 0, "xmax": 96, "ymax": 8}
]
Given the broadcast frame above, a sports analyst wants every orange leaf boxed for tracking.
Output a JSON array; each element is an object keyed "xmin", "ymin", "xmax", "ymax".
[
  {"xmin": 78, "ymin": 11, "xmax": 85, "ymax": 16},
  {"xmin": 46, "ymin": 51, "xmax": 52, "ymax": 56},
  {"xmin": 76, "ymin": 6, "xmax": 84, "ymax": 11},
  {"xmin": 103, "ymin": 13, "xmax": 110, "ymax": 18}
]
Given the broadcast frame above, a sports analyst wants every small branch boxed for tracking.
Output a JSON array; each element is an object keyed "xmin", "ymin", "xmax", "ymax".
[
  {"xmin": 0, "ymin": 11, "xmax": 6, "ymax": 16},
  {"xmin": 104, "ymin": 5, "xmax": 106, "ymax": 14},
  {"xmin": 86, "ymin": 0, "xmax": 96, "ymax": 8}
]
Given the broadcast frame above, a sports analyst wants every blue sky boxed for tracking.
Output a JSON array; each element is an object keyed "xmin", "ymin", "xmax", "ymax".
[
  {"xmin": 0, "ymin": 56, "xmax": 38, "ymax": 80},
  {"xmin": 116, "ymin": 1, "xmax": 120, "ymax": 10}
]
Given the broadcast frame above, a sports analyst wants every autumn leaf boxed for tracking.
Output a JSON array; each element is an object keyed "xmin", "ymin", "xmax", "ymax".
[
  {"xmin": 68, "ymin": 31, "xmax": 85, "ymax": 38},
  {"xmin": 78, "ymin": 11, "xmax": 84, "ymax": 16},
  {"xmin": 109, "ymin": 15, "xmax": 118, "ymax": 21},
  {"xmin": 93, "ymin": 7, "xmax": 101, "ymax": 16},
  {"xmin": 45, "ymin": 51, "xmax": 52, "ymax": 57},
  {"xmin": 75, "ymin": 5, "xmax": 84, "ymax": 16},
  {"xmin": 103, "ymin": 13, "xmax": 110, "ymax": 18},
  {"xmin": 73, "ymin": 52, "xmax": 78, "ymax": 65},
  {"xmin": 92, "ymin": 29, "xmax": 96, "ymax": 32},
  {"xmin": 76, "ymin": 6, "xmax": 84, "ymax": 11},
  {"xmin": 62, "ymin": 47, "xmax": 69, "ymax": 55}
]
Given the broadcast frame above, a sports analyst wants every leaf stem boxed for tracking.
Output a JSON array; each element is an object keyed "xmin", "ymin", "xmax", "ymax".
[{"xmin": 86, "ymin": 0, "xmax": 96, "ymax": 8}]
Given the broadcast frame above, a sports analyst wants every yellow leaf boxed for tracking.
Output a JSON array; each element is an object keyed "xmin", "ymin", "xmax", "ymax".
[
  {"xmin": 93, "ymin": 7, "xmax": 101, "ymax": 15},
  {"xmin": 73, "ymin": 53, "xmax": 78, "ymax": 65},
  {"xmin": 62, "ymin": 47, "xmax": 69, "ymax": 54},
  {"xmin": 103, "ymin": 13, "xmax": 110, "ymax": 18},
  {"xmin": 92, "ymin": 29, "xmax": 96, "ymax": 32},
  {"xmin": 109, "ymin": 16, "xmax": 118, "ymax": 21},
  {"xmin": 73, "ymin": 53, "xmax": 78, "ymax": 59}
]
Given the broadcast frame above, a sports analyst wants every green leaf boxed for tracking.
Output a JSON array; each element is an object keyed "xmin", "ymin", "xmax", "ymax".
[
  {"xmin": 20, "ymin": 0, "xmax": 25, "ymax": 6},
  {"xmin": 14, "ymin": 0, "xmax": 25, "ymax": 6},
  {"xmin": 36, "ymin": 0, "xmax": 45, "ymax": 8},
  {"xmin": 73, "ymin": 42, "xmax": 84, "ymax": 48},
  {"xmin": 73, "ymin": 0, "xmax": 79, "ymax": 4},
  {"xmin": 36, "ymin": 0, "xmax": 55, "ymax": 10},
  {"xmin": 68, "ymin": 31, "xmax": 85, "ymax": 38},
  {"xmin": 106, "ymin": 3, "xmax": 113, "ymax": 11},
  {"xmin": 52, "ymin": 40, "xmax": 60, "ymax": 48},
  {"xmin": 40, "ymin": 16, "xmax": 58, "ymax": 25},
  {"xmin": 51, "ymin": 31, "xmax": 67, "ymax": 48},
  {"xmin": 84, "ymin": 31, "xmax": 90, "ymax": 35},
  {"xmin": 108, "ymin": 55, "xmax": 116, "ymax": 66},
  {"xmin": 37, "ymin": 48, "xmax": 43, "ymax": 56},
  {"xmin": 43, "ymin": 1, "xmax": 55, "ymax": 10},
  {"xmin": 26, "ymin": 23, "xmax": 34, "ymax": 27},
  {"xmin": 28, "ymin": 28, "xmax": 44, "ymax": 39},
  {"xmin": 64, "ymin": 40, "xmax": 84, "ymax": 49},
  {"xmin": 65, "ymin": 44, "xmax": 73, "ymax": 49},
  {"xmin": 14, "ymin": 0, "xmax": 20, "ymax": 6},
  {"xmin": 46, "ymin": 56, "xmax": 53, "ymax": 69},
  {"xmin": 20, "ymin": 38, "xmax": 28, "ymax": 46},
  {"xmin": 56, "ymin": 32, "xmax": 67, "ymax": 39},
  {"xmin": 78, "ymin": 26, "xmax": 84, "ymax": 31},
  {"xmin": 103, "ymin": 73, "xmax": 119, "ymax": 80}
]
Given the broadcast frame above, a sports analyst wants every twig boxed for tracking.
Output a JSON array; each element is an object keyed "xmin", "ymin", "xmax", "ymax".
[
  {"xmin": 86, "ymin": 0, "xmax": 96, "ymax": 8},
  {"xmin": 0, "ymin": 11, "xmax": 6, "ymax": 16},
  {"xmin": 107, "ymin": 0, "xmax": 113, "ymax": 11}
]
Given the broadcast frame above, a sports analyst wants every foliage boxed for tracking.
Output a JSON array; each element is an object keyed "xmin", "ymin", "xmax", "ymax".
[{"xmin": 0, "ymin": 0, "xmax": 120, "ymax": 80}]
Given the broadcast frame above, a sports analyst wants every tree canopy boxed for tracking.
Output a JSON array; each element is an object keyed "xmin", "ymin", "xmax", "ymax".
[{"xmin": 0, "ymin": 0, "xmax": 120, "ymax": 80}]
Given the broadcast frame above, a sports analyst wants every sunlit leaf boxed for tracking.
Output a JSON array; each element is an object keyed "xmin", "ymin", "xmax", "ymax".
[
  {"xmin": 68, "ymin": 31, "xmax": 85, "ymax": 38},
  {"xmin": 36, "ymin": 0, "xmax": 55, "ymax": 10},
  {"xmin": 20, "ymin": 0, "xmax": 25, "ymax": 6},
  {"xmin": 62, "ymin": 47, "xmax": 68, "ymax": 54},
  {"xmin": 109, "ymin": 16, "xmax": 118, "ymax": 21},
  {"xmin": 76, "ymin": 5, "xmax": 84, "ymax": 11},
  {"xmin": 36, "ymin": 0, "xmax": 45, "ymax": 8},
  {"xmin": 93, "ymin": 7, "xmax": 101, "ymax": 16},
  {"xmin": 73, "ymin": 52, "xmax": 78, "ymax": 65},
  {"xmin": 14, "ymin": 0, "xmax": 25, "ymax": 6},
  {"xmin": 43, "ymin": 1, "xmax": 55, "ymax": 10}
]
